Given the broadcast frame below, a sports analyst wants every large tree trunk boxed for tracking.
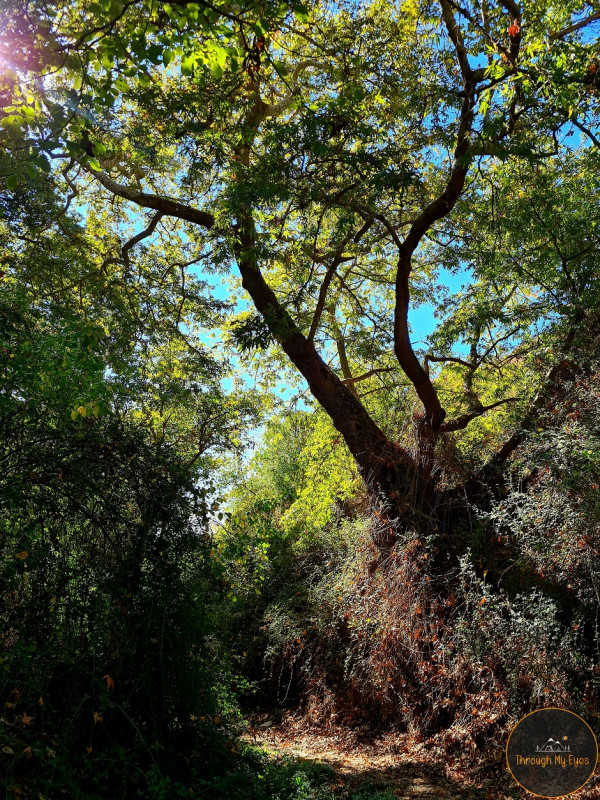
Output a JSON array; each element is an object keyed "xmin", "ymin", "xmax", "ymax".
[{"xmin": 234, "ymin": 228, "xmax": 442, "ymax": 548}]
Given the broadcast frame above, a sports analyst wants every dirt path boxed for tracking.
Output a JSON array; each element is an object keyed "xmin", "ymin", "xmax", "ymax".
[
  {"xmin": 242, "ymin": 714, "xmax": 504, "ymax": 799},
  {"xmin": 242, "ymin": 713, "xmax": 600, "ymax": 799}
]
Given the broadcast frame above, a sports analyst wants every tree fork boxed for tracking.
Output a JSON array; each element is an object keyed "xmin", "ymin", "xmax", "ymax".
[{"xmin": 232, "ymin": 224, "xmax": 438, "ymax": 545}]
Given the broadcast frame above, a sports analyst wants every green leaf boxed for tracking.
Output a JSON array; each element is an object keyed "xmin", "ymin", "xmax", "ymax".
[
  {"xmin": 214, "ymin": 46, "xmax": 227, "ymax": 69},
  {"xmin": 23, "ymin": 162, "xmax": 37, "ymax": 179},
  {"xmin": 146, "ymin": 44, "xmax": 163, "ymax": 64},
  {"xmin": 181, "ymin": 56, "xmax": 195, "ymax": 76},
  {"xmin": 273, "ymin": 61, "xmax": 290, "ymax": 76},
  {"xmin": 293, "ymin": 3, "xmax": 309, "ymax": 23},
  {"xmin": 210, "ymin": 61, "xmax": 223, "ymax": 80},
  {"xmin": 35, "ymin": 154, "xmax": 51, "ymax": 172},
  {"xmin": 6, "ymin": 174, "xmax": 18, "ymax": 190}
]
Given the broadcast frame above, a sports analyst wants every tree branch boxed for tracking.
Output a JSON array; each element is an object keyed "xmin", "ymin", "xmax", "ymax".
[
  {"xmin": 342, "ymin": 367, "xmax": 395, "ymax": 385},
  {"xmin": 497, "ymin": 0, "xmax": 521, "ymax": 19},
  {"xmin": 445, "ymin": 0, "xmax": 512, "ymax": 67},
  {"xmin": 425, "ymin": 354, "xmax": 475, "ymax": 371},
  {"xmin": 497, "ymin": 0, "xmax": 522, "ymax": 62},
  {"xmin": 571, "ymin": 116, "xmax": 600, "ymax": 149},
  {"xmin": 307, "ymin": 219, "xmax": 374, "ymax": 343},
  {"xmin": 440, "ymin": 0, "xmax": 475, "ymax": 82},
  {"xmin": 259, "ymin": 59, "xmax": 332, "ymax": 120},
  {"xmin": 393, "ymin": 0, "xmax": 479, "ymax": 430},
  {"xmin": 233, "ymin": 217, "xmax": 394, "ymax": 475},
  {"xmin": 83, "ymin": 164, "xmax": 215, "ymax": 229},
  {"xmin": 440, "ymin": 396, "xmax": 518, "ymax": 432},
  {"xmin": 477, "ymin": 323, "xmax": 520, "ymax": 365},
  {"xmin": 229, "ymin": 101, "xmax": 396, "ymax": 479},
  {"xmin": 121, "ymin": 211, "xmax": 164, "ymax": 265},
  {"xmin": 550, "ymin": 11, "xmax": 600, "ymax": 40},
  {"xmin": 328, "ymin": 308, "xmax": 357, "ymax": 396},
  {"xmin": 484, "ymin": 312, "xmax": 585, "ymax": 467}
]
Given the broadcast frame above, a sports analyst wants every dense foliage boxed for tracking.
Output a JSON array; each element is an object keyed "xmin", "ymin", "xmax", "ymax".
[
  {"xmin": 3, "ymin": 0, "xmax": 600, "ymax": 512},
  {"xmin": 1, "ymin": 0, "xmax": 600, "ymax": 796},
  {"xmin": 0, "ymin": 178, "xmax": 260, "ymax": 796},
  {"xmin": 222, "ymin": 394, "xmax": 599, "ymax": 741}
]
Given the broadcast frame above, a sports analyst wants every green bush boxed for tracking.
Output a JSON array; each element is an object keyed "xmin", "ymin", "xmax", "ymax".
[{"xmin": 0, "ymin": 285, "xmax": 244, "ymax": 797}]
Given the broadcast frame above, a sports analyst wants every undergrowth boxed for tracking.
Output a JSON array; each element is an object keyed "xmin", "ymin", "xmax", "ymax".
[{"xmin": 223, "ymin": 400, "xmax": 600, "ymax": 752}]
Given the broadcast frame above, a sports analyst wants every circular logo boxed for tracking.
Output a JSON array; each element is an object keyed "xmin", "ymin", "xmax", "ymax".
[{"xmin": 506, "ymin": 708, "xmax": 598, "ymax": 797}]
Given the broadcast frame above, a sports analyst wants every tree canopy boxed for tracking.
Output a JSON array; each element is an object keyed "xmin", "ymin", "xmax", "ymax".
[
  {"xmin": 2, "ymin": 0, "xmax": 599, "ymax": 531},
  {"xmin": 2, "ymin": 0, "xmax": 600, "ymax": 796}
]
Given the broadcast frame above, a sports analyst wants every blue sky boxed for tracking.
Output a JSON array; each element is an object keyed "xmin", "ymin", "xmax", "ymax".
[
  {"xmin": 409, "ymin": 266, "xmax": 467, "ymax": 347},
  {"xmin": 191, "ymin": 261, "xmax": 471, "ymax": 415}
]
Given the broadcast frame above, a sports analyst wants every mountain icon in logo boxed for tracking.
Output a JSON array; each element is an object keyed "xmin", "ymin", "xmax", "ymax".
[{"xmin": 536, "ymin": 737, "xmax": 571, "ymax": 753}]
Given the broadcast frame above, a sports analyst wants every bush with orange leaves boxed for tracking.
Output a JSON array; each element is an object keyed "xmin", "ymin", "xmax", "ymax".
[{"xmin": 245, "ymin": 511, "xmax": 593, "ymax": 753}]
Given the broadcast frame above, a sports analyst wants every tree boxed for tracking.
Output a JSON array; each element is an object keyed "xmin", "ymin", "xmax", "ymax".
[
  {"xmin": 2, "ymin": 0, "xmax": 600, "ymax": 547},
  {"xmin": 0, "ymin": 166, "xmax": 266, "ymax": 795}
]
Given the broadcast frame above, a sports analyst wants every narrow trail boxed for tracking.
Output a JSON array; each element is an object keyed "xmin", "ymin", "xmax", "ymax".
[
  {"xmin": 242, "ymin": 713, "xmax": 509, "ymax": 799},
  {"xmin": 242, "ymin": 713, "xmax": 600, "ymax": 799}
]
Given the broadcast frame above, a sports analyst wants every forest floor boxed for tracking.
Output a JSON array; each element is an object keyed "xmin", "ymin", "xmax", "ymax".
[
  {"xmin": 243, "ymin": 711, "xmax": 600, "ymax": 799},
  {"xmin": 242, "ymin": 711, "xmax": 513, "ymax": 799}
]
